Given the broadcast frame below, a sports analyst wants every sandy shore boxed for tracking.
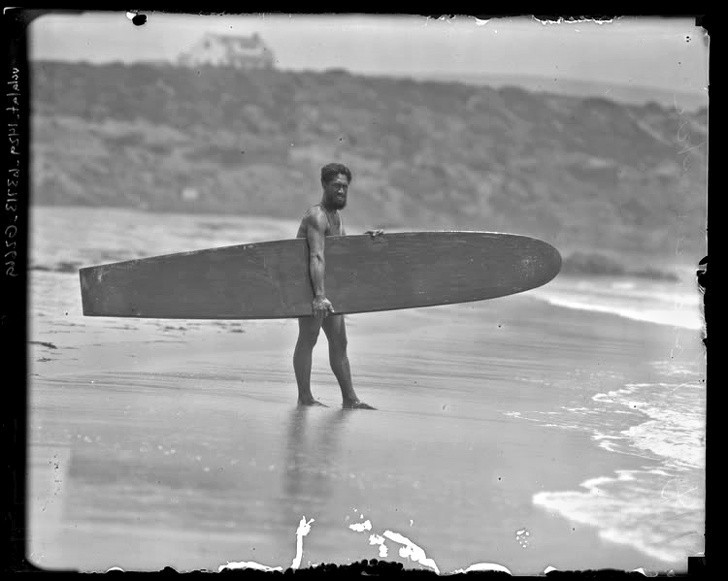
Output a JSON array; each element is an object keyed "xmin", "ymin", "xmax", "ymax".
[{"xmin": 26, "ymin": 274, "xmax": 702, "ymax": 575}]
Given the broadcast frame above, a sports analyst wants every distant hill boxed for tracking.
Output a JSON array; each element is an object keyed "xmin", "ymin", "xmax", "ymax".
[{"xmin": 30, "ymin": 62, "xmax": 707, "ymax": 264}]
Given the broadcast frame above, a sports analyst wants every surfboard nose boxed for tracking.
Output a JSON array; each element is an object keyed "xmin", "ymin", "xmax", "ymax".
[
  {"xmin": 540, "ymin": 241, "xmax": 562, "ymax": 281},
  {"xmin": 544, "ymin": 241, "xmax": 562, "ymax": 278},
  {"xmin": 515, "ymin": 239, "xmax": 561, "ymax": 290}
]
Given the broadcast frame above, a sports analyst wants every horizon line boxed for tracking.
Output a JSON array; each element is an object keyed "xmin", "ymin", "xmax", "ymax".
[{"xmin": 29, "ymin": 57, "xmax": 707, "ymax": 100}]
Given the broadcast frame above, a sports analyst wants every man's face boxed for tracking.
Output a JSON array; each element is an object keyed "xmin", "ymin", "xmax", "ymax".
[{"xmin": 323, "ymin": 173, "xmax": 349, "ymax": 210}]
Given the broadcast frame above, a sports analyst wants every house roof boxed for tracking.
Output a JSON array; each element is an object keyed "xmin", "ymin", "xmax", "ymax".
[{"xmin": 201, "ymin": 33, "xmax": 265, "ymax": 50}]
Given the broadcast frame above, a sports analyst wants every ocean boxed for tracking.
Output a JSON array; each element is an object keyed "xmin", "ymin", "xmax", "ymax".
[{"xmin": 27, "ymin": 206, "xmax": 705, "ymax": 572}]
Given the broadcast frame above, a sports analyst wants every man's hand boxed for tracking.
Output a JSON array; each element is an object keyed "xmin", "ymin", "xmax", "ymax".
[
  {"xmin": 365, "ymin": 229, "xmax": 384, "ymax": 237},
  {"xmin": 312, "ymin": 296, "xmax": 335, "ymax": 319}
]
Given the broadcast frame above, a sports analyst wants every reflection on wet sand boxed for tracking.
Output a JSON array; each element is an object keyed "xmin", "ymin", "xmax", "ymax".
[{"xmin": 282, "ymin": 407, "xmax": 350, "ymax": 518}]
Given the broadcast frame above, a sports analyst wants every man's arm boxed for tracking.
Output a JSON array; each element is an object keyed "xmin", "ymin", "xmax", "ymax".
[{"xmin": 305, "ymin": 212, "xmax": 335, "ymax": 318}]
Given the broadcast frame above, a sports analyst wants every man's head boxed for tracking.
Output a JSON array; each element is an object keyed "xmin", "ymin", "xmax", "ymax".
[{"xmin": 320, "ymin": 163, "xmax": 352, "ymax": 210}]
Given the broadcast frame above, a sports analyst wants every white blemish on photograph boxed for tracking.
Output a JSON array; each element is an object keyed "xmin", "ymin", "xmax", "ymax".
[
  {"xmin": 291, "ymin": 516, "xmax": 315, "ymax": 569},
  {"xmin": 382, "ymin": 530, "xmax": 440, "ymax": 574},
  {"xmin": 348, "ymin": 519, "xmax": 372, "ymax": 532}
]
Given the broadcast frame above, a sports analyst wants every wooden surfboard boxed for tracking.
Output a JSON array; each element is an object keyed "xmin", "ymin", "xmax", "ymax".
[{"xmin": 79, "ymin": 232, "xmax": 561, "ymax": 319}]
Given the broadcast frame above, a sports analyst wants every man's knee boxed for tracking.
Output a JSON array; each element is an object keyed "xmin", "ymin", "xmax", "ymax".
[
  {"xmin": 298, "ymin": 331, "xmax": 320, "ymax": 348},
  {"xmin": 328, "ymin": 332, "xmax": 348, "ymax": 357},
  {"xmin": 323, "ymin": 318, "xmax": 347, "ymax": 351},
  {"xmin": 297, "ymin": 320, "xmax": 321, "ymax": 347},
  {"xmin": 337, "ymin": 334, "xmax": 348, "ymax": 352}
]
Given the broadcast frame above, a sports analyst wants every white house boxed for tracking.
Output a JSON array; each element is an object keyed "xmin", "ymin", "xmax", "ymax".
[{"xmin": 178, "ymin": 33, "xmax": 275, "ymax": 70}]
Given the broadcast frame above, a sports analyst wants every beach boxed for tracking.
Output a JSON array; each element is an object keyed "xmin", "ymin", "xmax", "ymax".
[{"xmin": 27, "ymin": 207, "xmax": 705, "ymax": 575}]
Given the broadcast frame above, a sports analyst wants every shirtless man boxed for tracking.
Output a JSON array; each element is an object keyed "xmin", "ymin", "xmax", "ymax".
[{"xmin": 293, "ymin": 163, "xmax": 377, "ymax": 409}]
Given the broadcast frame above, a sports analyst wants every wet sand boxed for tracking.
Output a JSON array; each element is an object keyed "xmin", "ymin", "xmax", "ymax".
[{"xmin": 27, "ymin": 284, "xmax": 699, "ymax": 574}]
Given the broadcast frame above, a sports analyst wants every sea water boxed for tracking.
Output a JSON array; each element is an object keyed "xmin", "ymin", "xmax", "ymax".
[
  {"xmin": 526, "ymin": 277, "xmax": 705, "ymax": 565},
  {"xmin": 530, "ymin": 276, "xmax": 704, "ymax": 332},
  {"xmin": 526, "ymin": 356, "xmax": 705, "ymax": 565}
]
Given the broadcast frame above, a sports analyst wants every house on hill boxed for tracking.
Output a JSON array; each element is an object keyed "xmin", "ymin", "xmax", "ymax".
[{"xmin": 178, "ymin": 33, "xmax": 275, "ymax": 69}]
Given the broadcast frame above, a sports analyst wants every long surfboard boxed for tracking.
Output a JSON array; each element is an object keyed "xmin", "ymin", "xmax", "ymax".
[{"xmin": 79, "ymin": 232, "xmax": 561, "ymax": 319}]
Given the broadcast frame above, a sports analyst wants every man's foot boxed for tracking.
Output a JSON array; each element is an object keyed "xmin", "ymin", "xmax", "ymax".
[
  {"xmin": 298, "ymin": 397, "xmax": 328, "ymax": 407},
  {"xmin": 342, "ymin": 399, "xmax": 376, "ymax": 410}
]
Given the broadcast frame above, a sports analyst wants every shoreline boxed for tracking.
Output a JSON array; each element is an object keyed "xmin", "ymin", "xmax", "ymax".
[{"xmin": 27, "ymin": 288, "xmax": 704, "ymax": 574}]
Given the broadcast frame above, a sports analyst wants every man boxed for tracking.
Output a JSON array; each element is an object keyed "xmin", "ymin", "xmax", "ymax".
[{"xmin": 293, "ymin": 163, "xmax": 378, "ymax": 409}]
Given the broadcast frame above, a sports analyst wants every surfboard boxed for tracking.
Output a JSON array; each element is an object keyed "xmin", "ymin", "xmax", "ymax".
[{"xmin": 79, "ymin": 232, "xmax": 561, "ymax": 319}]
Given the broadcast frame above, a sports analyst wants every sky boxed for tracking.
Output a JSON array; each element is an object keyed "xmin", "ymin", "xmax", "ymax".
[{"xmin": 27, "ymin": 12, "xmax": 709, "ymax": 95}]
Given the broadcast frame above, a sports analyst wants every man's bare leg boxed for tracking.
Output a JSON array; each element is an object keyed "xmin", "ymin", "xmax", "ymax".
[
  {"xmin": 294, "ymin": 317, "xmax": 327, "ymax": 406},
  {"xmin": 323, "ymin": 315, "xmax": 375, "ymax": 409}
]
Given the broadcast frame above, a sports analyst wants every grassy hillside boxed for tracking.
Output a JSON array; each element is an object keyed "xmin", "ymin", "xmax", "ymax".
[{"xmin": 30, "ymin": 62, "xmax": 707, "ymax": 263}]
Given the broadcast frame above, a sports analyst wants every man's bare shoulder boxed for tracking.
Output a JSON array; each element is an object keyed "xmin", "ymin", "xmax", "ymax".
[
  {"xmin": 301, "ymin": 205, "xmax": 327, "ymax": 228},
  {"xmin": 297, "ymin": 205, "xmax": 327, "ymax": 238}
]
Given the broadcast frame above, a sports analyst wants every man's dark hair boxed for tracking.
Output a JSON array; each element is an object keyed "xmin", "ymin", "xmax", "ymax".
[{"xmin": 321, "ymin": 163, "xmax": 352, "ymax": 185}]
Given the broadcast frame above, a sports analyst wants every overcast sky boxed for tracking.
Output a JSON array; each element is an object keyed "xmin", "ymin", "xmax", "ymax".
[{"xmin": 28, "ymin": 12, "xmax": 709, "ymax": 94}]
